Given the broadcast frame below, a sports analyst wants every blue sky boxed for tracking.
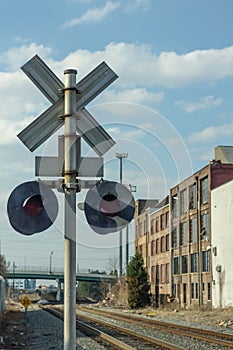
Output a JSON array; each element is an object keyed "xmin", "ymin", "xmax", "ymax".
[{"xmin": 1, "ymin": 0, "xmax": 233, "ymax": 275}]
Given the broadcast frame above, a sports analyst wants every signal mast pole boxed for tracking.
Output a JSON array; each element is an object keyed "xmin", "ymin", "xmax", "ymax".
[
  {"xmin": 63, "ymin": 69, "xmax": 79, "ymax": 350},
  {"xmin": 115, "ymin": 152, "xmax": 128, "ymax": 276}
]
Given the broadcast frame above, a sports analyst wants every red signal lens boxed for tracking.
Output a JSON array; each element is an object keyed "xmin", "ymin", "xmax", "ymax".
[
  {"xmin": 23, "ymin": 195, "xmax": 43, "ymax": 217},
  {"xmin": 100, "ymin": 194, "xmax": 120, "ymax": 217}
]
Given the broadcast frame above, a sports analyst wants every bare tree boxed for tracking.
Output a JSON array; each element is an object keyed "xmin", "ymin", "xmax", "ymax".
[
  {"xmin": 107, "ymin": 255, "xmax": 118, "ymax": 276},
  {"xmin": 0, "ymin": 255, "xmax": 9, "ymax": 280}
]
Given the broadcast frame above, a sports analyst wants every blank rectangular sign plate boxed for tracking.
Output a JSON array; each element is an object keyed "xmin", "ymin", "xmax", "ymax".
[{"xmin": 35, "ymin": 156, "xmax": 104, "ymax": 177}]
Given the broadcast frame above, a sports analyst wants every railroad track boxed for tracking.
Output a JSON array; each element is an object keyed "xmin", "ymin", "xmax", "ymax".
[
  {"xmin": 44, "ymin": 306, "xmax": 184, "ymax": 350},
  {"xmin": 78, "ymin": 305, "xmax": 233, "ymax": 349}
]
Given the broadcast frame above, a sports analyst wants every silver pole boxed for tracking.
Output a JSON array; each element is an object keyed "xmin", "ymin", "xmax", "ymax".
[
  {"xmin": 63, "ymin": 69, "xmax": 78, "ymax": 350},
  {"xmin": 126, "ymin": 225, "xmax": 129, "ymax": 267},
  {"xmin": 49, "ymin": 250, "xmax": 54, "ymax": 274},
  {"xmin": 119, "ymin": 156, "xmax": 123, "ymax": 276},
  {"xmin": 115, "ymin": 152, "xmax": 128, "ymax": 276}
]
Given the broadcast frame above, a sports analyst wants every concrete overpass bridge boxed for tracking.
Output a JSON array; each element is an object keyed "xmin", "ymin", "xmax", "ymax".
[
  {"xmin": 7, "ymin": 266, "xmax": 117, "ymax": 283},
  {"xmin": 7, "ymin": 266, "xmax": 117, "ymax": 301}
]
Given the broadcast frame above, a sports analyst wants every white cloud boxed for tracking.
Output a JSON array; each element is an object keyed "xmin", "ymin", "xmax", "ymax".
[
  {"xmin": 2, "ymin": 41, "xmax": 233, "ymax": 149},
  {"xmin": 175, "ymin": 95, "xmax": 223, "ymax": 113},
  {"xmin": 57, "ymin": 43, "xmax": 233, "ymax": 89},
  {"xmin": 102, "ymin": 88, "xmax": 164, "ymax": 104},
  {"xmin": 0, "ymin": 43, "xmax": 51, "ymax": 71},
  {"xmin": 63, "ymin": 1, "xmax": 121, "ymax": 27},
  {"xmin": 0, "ymin": 118, "xmax": 32, "ymax": 145},
  {"xmin": 189, "ymin": 121, "xmax": 233, "ymax": 144},
  {"xmin": 11, "ymin": 42, "xmax": 233, "ymax": 91},
  {"xmin": 124, "ymin": 0, "xmax": 151, "ymax": 12}
]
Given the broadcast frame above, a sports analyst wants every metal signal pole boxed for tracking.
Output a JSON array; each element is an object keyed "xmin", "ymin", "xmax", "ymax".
[
  {"xmin": 115, "ymin": 153, "xmax": 128, "ymax": 276},
  {"xmin": 64, "ymin": 69, "xmax": 79, "ymax": 350}
]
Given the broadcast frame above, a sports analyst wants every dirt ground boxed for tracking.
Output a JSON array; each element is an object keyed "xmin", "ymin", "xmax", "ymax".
[
  {"xmin": 128, "ymin": 305, "xmax": 233, "ymax": 328},
  {"xmin": 0, "ymin": 302, "xmax": 27, "ymax": 349}
]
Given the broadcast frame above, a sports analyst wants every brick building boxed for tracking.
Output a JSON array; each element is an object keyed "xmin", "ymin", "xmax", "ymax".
[{"xmin": 134, "ymin": 146, "xmax": 233, "ymax": 309}]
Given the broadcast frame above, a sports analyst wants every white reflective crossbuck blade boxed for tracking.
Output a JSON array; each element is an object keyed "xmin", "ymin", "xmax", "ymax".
[{"xmin": 18, "ymin": 55, "xmax": 117, "ymax": 156}]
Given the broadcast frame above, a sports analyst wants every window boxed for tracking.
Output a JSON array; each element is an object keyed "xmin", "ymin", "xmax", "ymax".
[
  {"xmin": 200, "ymin": 176, "xmax": 208, "ymax": 205},
  {"xmin": 160, "ymin": 214, "xmax": 165, "ymax": 230},
  {"xmin": 151, "ymin": 265, "xmax": 156, "ymax": 283},
  {"xmin": 172, "ymin": 196, "xmax": 178, "ymax": 217},
  {"xmin": 180, "ymin": 221, "xmax": 188, "ymax": 245},
  {"xmin": 182, "ymin": 255, "xmax": 188, "ymax": 273},
  {"xmin": 161, "ymin": 264, "xmax": 166, "ymax": 283},
  {"xmin": 202, "ymin": 250, "xmax": 210, "ymax": 272},
  {"xmin": 165, "ymin": 211, "xmax": 169, "ymax": 228},
  {"xmin": 189, "ymin": 183, "xmax": 197, "ymax": 209},
  {"xmin": 190, "ymin": 253, "xmax": 198, "ymax": 272},
  {"xmin": 166, "ymin": 234, "xmax": 169, "ymax": 251},
  {"xmin": 172, "ymin": 227, "xmax": 178, "ymax": 247},
  {"xmin": 156, "ymin": 265, "xmax": 159, "ymax": 284},
  {"xmin": 190, "ymin": 217, "xmax": 197, "ymax": 242},
  {"xmin": 174, "ymin": 257, "xmax": 179, "ymax": 274},
  {"xmin": 151, "ymin": 240, "xmax": 156, "ymax": 256},
  {"xmin": 201, "ymin": 213, "xmax": 210, "ymax": 239},
  {"xmin": 195, "ymin": 283, "xmax": 198, "ymax": 299},
  {"xmin": 156, "ymin": 238, "xmax": 160, "ymax": 254},
  {"xmin": 208, "ymin": 283, "xmax": 211, "ymax": 301},
  {"xmin": 151, "ymin": 219, "xmax": 155, "ymax": 234},
  {"xmin": 191, "ymin": 283, "xmax": 195, "ymax": 298},
  {"xmin": 137, "ymin": 245, "xmax": 143, "ymax": 255},
  {"xmin": 180, "ymin": 189, "xmax": 187, "ymax": 214},
  {"xmin": 161, "ymin": 236, "xmax": 166, "ymax": 252},
  {"xmin": 166, "ymin": 263, "xmax": 170, "ymax": 283},
  {"xmin": 155, "ymin": 217, "xmax": 159, "ymax": 232}
]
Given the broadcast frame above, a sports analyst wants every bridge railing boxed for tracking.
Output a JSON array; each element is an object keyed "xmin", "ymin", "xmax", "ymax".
[{"xmin": 7, "ymin": 266, "xmax": 112, "ymax": 275}]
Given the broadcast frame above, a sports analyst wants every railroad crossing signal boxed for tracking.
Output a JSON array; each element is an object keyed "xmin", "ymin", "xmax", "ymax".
[
  {"xmin": 7, "ymin": 55, "xmax": 135, "ymax": 350},
  {"xmin": 20, "ymin": 295, "xmax": 31, "ymax": 308}
]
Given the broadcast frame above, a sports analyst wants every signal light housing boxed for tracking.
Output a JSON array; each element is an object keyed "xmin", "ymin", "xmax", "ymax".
[
  {"xmin": 7, "ymin": 181, "xmax": 58, "ymax": 235},
  {"xmin": 84, "ymin": 180, "xmax": 135, "ymax": 234}
]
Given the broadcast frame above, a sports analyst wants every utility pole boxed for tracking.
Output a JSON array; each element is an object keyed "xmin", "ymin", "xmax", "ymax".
[
  {"xmin": 115, "ymin": 153, "xmax": 128, "ymax": 276},
  {"xmin": 126, "ymin": 184, "xmax": 136, "ymax": 269}
]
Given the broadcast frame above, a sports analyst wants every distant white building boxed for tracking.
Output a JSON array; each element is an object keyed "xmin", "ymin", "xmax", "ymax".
[
  {"xmin": 8, "ymin": 279, "xmax": 36, "ymax": 290},
  {"xmin": 211, "ymin": 178, "xmax": 233, "ymax": 308}
]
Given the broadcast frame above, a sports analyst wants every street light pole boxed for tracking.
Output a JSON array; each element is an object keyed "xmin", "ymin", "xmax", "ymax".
[
  {"xmin": 115, "ymin": 153, "xmax": 128, "ymax": 276},
  {"xmin": 49, "ymin": 251, "xmax": 54, "ymax": 274},
  {"xmin": 12, "ymin": 261, "xmax": 16, "ymax": 299}
]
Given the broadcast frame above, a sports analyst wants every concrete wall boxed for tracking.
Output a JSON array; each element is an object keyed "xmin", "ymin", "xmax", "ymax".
[{"xmin": 211, "ymin": 179, "xmax": 233, "ymax": 308}]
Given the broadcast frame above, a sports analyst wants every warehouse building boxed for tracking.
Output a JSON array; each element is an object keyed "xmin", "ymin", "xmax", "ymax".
[{"xmin": 134, "ymin": 146, "xmax": 233, "ymax": 309}]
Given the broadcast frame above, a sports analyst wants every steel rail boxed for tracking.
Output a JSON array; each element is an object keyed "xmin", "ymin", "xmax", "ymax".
[
  {"xmin": 79, "ymin": 306, "xmax": 233, "ymax": 349},
  {"xmin": 76, "ymin": 311, "xmax": 185, "ymax": 350},
  {"xmin": 45, "ymin": 307, "xmax": 134, "ymax": 350},
  {"xmin": 45, "ymin": 306, "xmax": 184, "ymax": 350}
]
